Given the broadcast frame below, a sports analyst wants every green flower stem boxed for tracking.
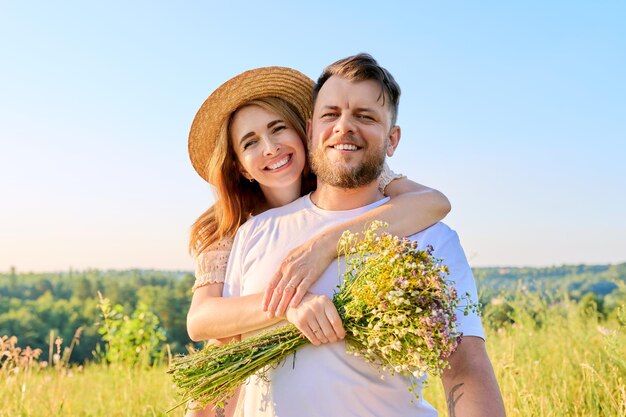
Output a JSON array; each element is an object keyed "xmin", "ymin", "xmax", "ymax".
[{"xmin": 168, "ymin": 325, "xmax": 308, "ymax": 411}]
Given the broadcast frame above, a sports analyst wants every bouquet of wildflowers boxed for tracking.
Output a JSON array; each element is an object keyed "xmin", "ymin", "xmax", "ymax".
[{"xmin": 168, "ymin": 221, "xmax": 477, "ymax": 411}]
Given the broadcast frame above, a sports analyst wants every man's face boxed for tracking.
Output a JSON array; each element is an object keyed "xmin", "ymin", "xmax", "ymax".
[{"xmin": 308, "ymin": 75, "xmax": 400, "ymax": 189}]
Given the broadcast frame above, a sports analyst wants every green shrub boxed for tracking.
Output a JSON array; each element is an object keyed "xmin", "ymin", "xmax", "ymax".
[{"xmin": 96, "ymin": 292, "xmax": 167, "ymax": 368}]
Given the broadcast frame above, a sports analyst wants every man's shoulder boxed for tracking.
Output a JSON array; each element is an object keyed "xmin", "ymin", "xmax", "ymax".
[
  {"xmin": 409, "ymin": 222, "xmax": 469, "ymax": 268},
  {"xmin": 409, "ymin": 221, "xmax": 457, "ymax": 242}
]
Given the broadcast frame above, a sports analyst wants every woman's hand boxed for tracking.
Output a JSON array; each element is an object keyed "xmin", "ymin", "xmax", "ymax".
[
  {"xmin": 262, "ymin": 235, "xmax": 335, "ymax": 318},
  {"xmin": 284, "ymin": 293, "xmax": 345, "ymax": 346}
]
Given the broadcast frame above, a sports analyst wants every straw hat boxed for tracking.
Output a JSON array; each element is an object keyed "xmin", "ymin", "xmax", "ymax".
[{"xmin": 188, "ymin": 66, "xmax": 314, "ymax": 184}]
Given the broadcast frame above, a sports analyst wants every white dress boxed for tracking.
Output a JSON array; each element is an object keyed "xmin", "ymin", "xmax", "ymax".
[{"xmin": 192, "ymin": 237, "xmax": 234, "ymax": 290}]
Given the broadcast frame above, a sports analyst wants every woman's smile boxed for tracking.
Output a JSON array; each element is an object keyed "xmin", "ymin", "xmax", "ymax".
[{"xmin": 265, "ymin": 153, "xmax": 292, "ymax": 171}]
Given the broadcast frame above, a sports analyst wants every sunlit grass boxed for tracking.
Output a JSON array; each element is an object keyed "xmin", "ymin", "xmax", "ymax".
[
  {"xmin": 2, "ymin": 296, "xmax": 625, "ymax": 416},
  {"xmin": 1, "ymin": 365, "xmax": 185, "ymax": 417},
  {"xmin": 423, "ymin": 298, "xmax": 626, "ymax": 416}
]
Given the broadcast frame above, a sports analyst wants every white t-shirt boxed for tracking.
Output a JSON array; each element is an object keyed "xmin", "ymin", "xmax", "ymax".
[{"xmin": 223, "ymin": 194, "xmax": 484, "ymax": 417}]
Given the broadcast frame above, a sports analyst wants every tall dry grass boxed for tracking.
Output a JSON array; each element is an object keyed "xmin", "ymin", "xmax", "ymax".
[
  {"xmin": 2, "ymin": 295, "xmax": 624, "ymax": 416},
  {"xmin": 1, "ymin": 363, "xmax": 184, "ymax": 417},
  {"xmin": 423, "ymin": 295, "xmax": 626, "ymax": 416},
  {"xmin": 1, "ymin": 330, "xmax": 183, "ymax": 417}
]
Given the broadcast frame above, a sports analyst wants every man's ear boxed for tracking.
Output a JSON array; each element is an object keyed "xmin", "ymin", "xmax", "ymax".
[{"xmin": 386, "ymin": 125, "xmax": 401, "ymax": 157}]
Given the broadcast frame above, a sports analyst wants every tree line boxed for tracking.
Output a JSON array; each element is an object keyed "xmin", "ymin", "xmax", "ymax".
[{"xmin": 1, "ymin": 263, "xmax": 624, "ymax": 364}]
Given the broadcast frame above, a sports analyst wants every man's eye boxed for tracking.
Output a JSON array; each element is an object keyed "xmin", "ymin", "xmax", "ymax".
[
  {"xmin": 322, "ymin": 113, "xmax": 338, "ymax": 119},
  {"xmin": 357, "ymin": 115, "xmax": 374, "ymax": 120}
]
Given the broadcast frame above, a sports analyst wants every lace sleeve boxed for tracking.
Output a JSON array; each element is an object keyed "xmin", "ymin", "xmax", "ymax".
[
  {"xmin": 378, "ymin": 162, "xmax": 406, "ymax": 196},
  {"xmin": 192, "ymin": 237, "xmax": 234, "ymax": 292}
]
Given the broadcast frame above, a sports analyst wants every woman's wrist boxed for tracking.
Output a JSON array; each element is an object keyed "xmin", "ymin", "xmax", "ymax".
[
  {"xmin": 378, "ymin": 163, "xmax": 406, "ymax": 196},
  {"xmin": 313, "ymin": 229, "xmax": 340, "ymax": 263}
]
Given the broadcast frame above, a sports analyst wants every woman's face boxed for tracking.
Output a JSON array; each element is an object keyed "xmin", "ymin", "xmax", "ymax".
[{"xmin": 230, "ymin": 104, "xmax": 306, "ymax": 204}]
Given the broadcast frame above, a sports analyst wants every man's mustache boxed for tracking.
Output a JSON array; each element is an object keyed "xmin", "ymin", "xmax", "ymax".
[{"xmin": 329, "ymin": 133, "xmax": 363, "ymax": 147}]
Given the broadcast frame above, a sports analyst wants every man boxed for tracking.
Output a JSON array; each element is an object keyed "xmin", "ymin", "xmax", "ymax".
[{"xmin": 224, "ymin": 54, "xmax": 505, "ymax": 417}]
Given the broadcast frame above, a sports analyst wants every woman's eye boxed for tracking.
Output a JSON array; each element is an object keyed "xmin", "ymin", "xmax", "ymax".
[
  {"xmin": 243, "ymin": 139, "xmax": 257, "ymax": 150},
  {"xmin": 272, "ymin": 125, "xmax": 287, "ymax": 134}
]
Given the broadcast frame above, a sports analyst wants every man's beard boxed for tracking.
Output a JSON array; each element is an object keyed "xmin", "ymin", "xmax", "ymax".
[{"xmin": 309, "ymin": 138, "xmax": 387, "ymax": 189}]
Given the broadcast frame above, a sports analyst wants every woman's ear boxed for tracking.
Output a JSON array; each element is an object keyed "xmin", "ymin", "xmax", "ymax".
[{"xmin": 234, "ymin": 159, "xmax": 253, "ymax": 182}]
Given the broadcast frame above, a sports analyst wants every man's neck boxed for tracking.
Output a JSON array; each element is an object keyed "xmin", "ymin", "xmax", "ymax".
[{"xmin": 310, "ymin": 181, "xmax": 385, "ymax": 211}]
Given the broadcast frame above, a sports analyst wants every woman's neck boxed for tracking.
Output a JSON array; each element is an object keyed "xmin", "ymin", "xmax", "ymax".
[{"xmin": 259, "ymin": 180, "xmax": 301, "ymax": 210}]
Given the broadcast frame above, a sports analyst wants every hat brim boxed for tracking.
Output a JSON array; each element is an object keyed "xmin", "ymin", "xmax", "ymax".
[{"xmin": 188, "ymin": 66, "xmax": 314, "ymax": 184}]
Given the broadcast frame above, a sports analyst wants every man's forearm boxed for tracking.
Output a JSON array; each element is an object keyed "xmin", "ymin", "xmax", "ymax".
[
  {"xmin": 443, "ymin": 378, "xmax": 504, "ymax": 417},
  {"xmin": 442, "ymin": 337, "xmax": 506, "ymax": 417}
]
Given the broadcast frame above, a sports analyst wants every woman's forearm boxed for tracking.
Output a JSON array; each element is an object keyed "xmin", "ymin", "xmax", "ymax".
[
  {"xmin": 187, "ymin": 285, "xmax": 282, "ymax": 341},
  {"xmin": 312, "ymin": 180, "xmax": 450, "ymax": 260}
]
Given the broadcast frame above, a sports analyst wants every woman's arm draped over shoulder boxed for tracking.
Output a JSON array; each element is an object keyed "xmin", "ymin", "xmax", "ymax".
[{"xmin": 263, "ymin": 169, "xmax": 451, "ymax": 317}]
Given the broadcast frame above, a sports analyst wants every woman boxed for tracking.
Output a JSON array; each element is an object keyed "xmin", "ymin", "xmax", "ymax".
[{"xmin": 184, "ymin": 67, "xmax": 450, "ymax": 416}]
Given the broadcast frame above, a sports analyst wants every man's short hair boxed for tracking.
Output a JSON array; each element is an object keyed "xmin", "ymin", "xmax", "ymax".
[{"xmin": 312, "ymin": 53, "xmax": 401, "ymax": 126}]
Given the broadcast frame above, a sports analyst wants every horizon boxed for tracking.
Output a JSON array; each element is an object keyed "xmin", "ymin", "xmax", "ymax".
[
  {"xmin": 4, "ymin": 261, "xmax": 625, "ymax": 276},
  {"xmin": 2, "ymin": 2, "xmax": 625, "ymax": 271}
]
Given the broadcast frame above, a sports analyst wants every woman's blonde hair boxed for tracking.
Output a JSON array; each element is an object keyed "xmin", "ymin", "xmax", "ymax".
[{"xmin": 189, "ymin": 96, "xmax": 315, "ymax": 256}]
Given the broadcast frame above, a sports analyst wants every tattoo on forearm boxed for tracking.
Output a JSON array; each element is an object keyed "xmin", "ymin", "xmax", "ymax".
[
  {"xmin": 447, "ymin": 383, "xmax": 465, "ymax": 417},
  {"xmin": 215, "ymin": 399, "xmax": 228, "ymax": 417}
]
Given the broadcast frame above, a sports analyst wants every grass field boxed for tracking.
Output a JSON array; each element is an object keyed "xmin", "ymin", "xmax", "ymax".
[
  {"xmin": 423, "ymin": 297, "xmax": 626, "ymax": 416},
  {"xmin": 2, "ymin": 297, "xmax": 625, "ymax": 417}
]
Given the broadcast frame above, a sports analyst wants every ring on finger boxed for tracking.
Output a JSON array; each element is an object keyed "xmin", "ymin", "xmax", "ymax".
[{"xmin": 285, "ymin": 284, "xmax": 296, "ymax": 291}]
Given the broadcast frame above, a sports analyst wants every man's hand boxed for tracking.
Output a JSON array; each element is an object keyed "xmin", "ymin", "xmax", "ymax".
[{"xmin": 283, "ymin": 293, "xmax": 346, "ymax": 346}]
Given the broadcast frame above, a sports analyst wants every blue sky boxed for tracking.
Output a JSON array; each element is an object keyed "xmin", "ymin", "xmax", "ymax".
[{"xmin": 1, "ymin": 1, "xmax": 624, "ymax": 272}]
